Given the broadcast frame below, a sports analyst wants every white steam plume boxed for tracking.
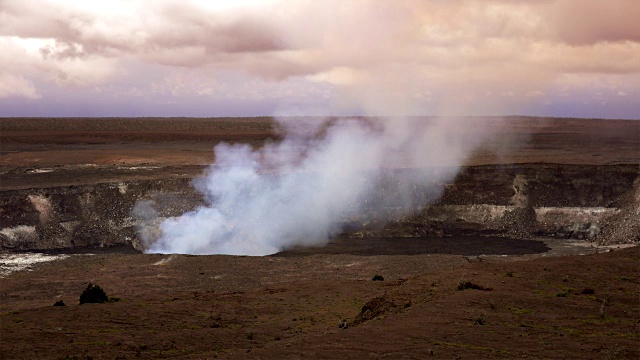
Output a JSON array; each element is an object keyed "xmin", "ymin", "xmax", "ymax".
[{"xmin": 141, "ymin": 116, "xmax": 496, "ymax": 255}]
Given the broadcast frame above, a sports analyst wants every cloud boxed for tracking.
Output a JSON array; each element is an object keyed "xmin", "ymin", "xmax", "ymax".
[
  {"xmin": 0, "ymin": 0, "xmax": 638, "ymax": 117},
  {"xmin": 0, "ymin": 74, "xmax": 40, "ymax": 99},
  {"xmin": 542, "ymin": 0, "xmax": 640, "ymax": 45}
]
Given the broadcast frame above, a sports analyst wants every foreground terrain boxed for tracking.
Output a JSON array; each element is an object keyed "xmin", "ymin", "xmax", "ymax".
[
  {"xmin": 0, "ymin": 117, "xmax": 638, "ymax": 358},
  {"xmin": 0, "ymin": 242, "xmax": 638, "ymax": 359}
]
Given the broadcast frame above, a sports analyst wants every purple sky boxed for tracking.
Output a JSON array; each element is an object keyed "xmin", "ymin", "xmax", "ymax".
[{"xmin": 1, "ymin": 0, "xmax": 639, "ymax": 119}]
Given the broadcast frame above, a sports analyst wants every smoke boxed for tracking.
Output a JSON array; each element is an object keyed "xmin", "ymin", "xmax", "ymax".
[{"xmin": 140, "ymin": 116, "xmax": 496, "ymax": 255}]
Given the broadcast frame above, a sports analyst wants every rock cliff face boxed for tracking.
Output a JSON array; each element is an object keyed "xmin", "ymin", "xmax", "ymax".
[
  {"xmin": 424, "ymin": 164, "xmax": 638, "ymax": 242},
  {"xmin": 0, "ymin": 179, "xmax": 201, "ymax": 251},
  {"xmin": 1, "ymin": 164, "xmax": 638, "ymax": 252}
]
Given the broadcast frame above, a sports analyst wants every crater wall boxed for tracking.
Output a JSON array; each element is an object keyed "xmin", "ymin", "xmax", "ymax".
[{"xmin": 1, "ymin": 164, "xmax": 637, "ymax": 252}]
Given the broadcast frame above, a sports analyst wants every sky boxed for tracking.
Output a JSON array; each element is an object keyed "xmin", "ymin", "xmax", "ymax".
[{"xmin": 1, "ymin": 0, "xmax": 639, "ymax": 119}]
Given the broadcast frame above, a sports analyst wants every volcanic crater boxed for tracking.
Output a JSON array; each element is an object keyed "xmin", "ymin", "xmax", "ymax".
[{"xmin": 1, "ymin": 117, "xmax": 638, "ymax": 359}]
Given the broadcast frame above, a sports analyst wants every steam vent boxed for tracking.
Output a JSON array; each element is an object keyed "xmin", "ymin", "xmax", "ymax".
[
  {"xmin": 3, "ymin": 2, "xmax": 640, "ymax": 358},
  {"xmin": 1, "ymin": 117, "xmax": 638, "ymax": 253}
]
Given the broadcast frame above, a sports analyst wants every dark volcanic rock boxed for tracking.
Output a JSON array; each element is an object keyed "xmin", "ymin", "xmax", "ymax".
[{"xmin": 1, "ymin": 164, "xmax": 638, "ymax": 252}]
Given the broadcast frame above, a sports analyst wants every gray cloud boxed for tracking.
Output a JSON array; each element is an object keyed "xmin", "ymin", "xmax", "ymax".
[
  {"xmin": 0, "ymin": 0, "xmax": 638, "ymax": 118},
  {"xmin": 542, "ymin": 0, "xmax": 640, "ymax": 45}
]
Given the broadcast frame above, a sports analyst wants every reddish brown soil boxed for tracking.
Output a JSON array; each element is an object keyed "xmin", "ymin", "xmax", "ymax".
[
  {"xmin": 0, "ymin": 244, "xmax": 637, "ymax": 359},
  {"xmin": 0, "ymin": 117, "xmax": 638, "ymax": 359},
  {"xmin": 1, "ymin": 117, "xmax": 638, "ymax": 190}
]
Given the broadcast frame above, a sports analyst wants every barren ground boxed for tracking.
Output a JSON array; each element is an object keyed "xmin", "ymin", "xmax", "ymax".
[
  {"xmin": 1, "ymin": 117, "xmax": 638, "ymax": 190},
  {"xmin": 0, "ymin": 117, "xmax": 638, "ymax": 359}
]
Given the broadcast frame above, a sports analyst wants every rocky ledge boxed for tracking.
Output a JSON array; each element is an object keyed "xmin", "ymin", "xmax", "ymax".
[{"xmin": 1, "ymin": 163, "xmax": 638, "ymax": 252}]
